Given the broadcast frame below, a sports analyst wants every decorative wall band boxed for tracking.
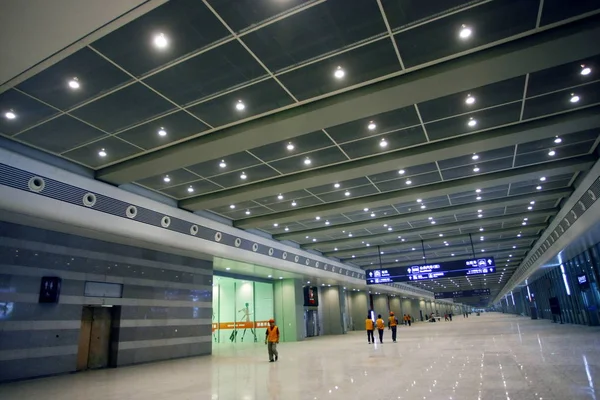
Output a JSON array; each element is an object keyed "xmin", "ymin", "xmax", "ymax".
[
  {"xmin": 0, "ymin": 345, "xmax": 78, "ymax": 361},
  {"xmin": 118, "ymin": 335, "xmax": 212, "ymax": 350}
]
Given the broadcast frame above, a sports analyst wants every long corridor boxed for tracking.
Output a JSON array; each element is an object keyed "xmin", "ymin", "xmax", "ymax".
[{"xmin": 1, "ymin": 313, "xmax": 599, "ymax": 400}]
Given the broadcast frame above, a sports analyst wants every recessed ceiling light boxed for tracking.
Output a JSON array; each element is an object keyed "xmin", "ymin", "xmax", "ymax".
[
  {"xmin": 476, "ymin": 196, "xmax": 482, "ymax": 200},
  {"xmin": 468, "ymin": 118, "xmax": 477, "ymax": 127},
  {"xmin": 522, "ymin": 221, "xmax": 527, "ymax": 225},
  {"xmin": 368, "ymin": 121, "xmax": 377, "ymax": 130},
  {"xmin": 451, "ymin": 253, "xmax": 455, "ymax": 256},
  {"xmin": 235, "ymin": 100, "xmax": 245, "ymax": 111},
  {"xmin": 517, "ymin": 233, "xmax": 522, "ymax": 237},
  {"xmin": 540, "ymin": 177, "xmax": 546, "ymax": 181},
  {"xmin": 416, "ymin": 198, "xmax": 422, "ymax": 203},
  {"xmin": 548, "ymin": 149, "xmax": 556, "ymax": 156},
  {"xmin": 459, "ymin": 24, "xmax": 472, "ymax": 39},
  {"xmin": 245, "ymin": 210, "xmax": 251, "ymax": 215},
  {"xmin": 277, "ymin": 194, "xmax": 284, "ymax": 200},
  {"xmin": 304, "ymin": 157, "xmax": 311, "ymax": 165},
  {"xmin": 421, "ymin": 205, "xmax": 426, "ymax": 209},
  {"xmin": 431, "ymin": 220, "xmax": 436, "ymax": 224},
  {"xmin": 219, "ymin": 160, "xmax": 227, "ymax": 168},
  {"xmin": 344, "ymin": 191, "xmax": 351, "ymax": 197},
  {"xmin": 68, "ymin": 77, "xmax": 80, "ymax": 89},
  {"xmin": 268, "ymin": 275, "xmax": 273, "ymax": 278},
  {"xmin": 274, "ymin": 223, "xmax": 279, "ymax": 227},
  {"xmin": 187, "ymin": 186, "xmax": 194, "ymax": 193},
  {"xmin": 334, "ymin": 247, "xmax": 338, "ymax": 251},
  {"xmin": 479, "ymin": 227, "xmax": 484, "ymax": 231},
  {"xmin": 428, "ymin": 217, "xmax": 433, "ymax": 220},
  {"xmin": 406, "ymin": 179, "xmax": 412, "ymax": 185},
  {"xmin": 349, "ymin": 233, "xmax": 353, "ymax": 237},
  {"xmin": 291, "ymin": 200, "xmax": 297, "ymax": 207},
  {"xmin": 473, "ymin": 166, "xmax": 480, "ymax": 172},
  {"xmin": 379, "ymin": 138, "xmax": 388, "ymax": 148},
  {"xmin": 580, "ymin": 64, "xmax": 592, "ymax": 76},
  {"xmin": 536, "ymin": 185, "xmax": 542, "ymax": 190},
  {"xmin": 439, "ymin": 233, "xmax": 444, "ymax": 237},
  {"xmin": 554, "ymin": 136, "xmax": 562, "ymax": 144},
  {"xmin": 570, "ymin": 93, "xmax": 580, "ymax": 103},
  {"xmin": 387, "ymin": 227, "xmax": 392, "ymax": 231},
  {"xmin": 158, "ymin": 127, "xmax": 167, "ymax": 137},
  {"xmin": 465, "ymin": 94, "xmax": 476, "ymax": 105},
  {"xmin": 371, "ymin": 213, "xmax": 376, "ymax": 217},
  {"xmin": 527, "ymin": 206, "xmax": 533, "ymax": 210},
  {"xmin": 334, "ymin": 66, "xmax": 345, "ymax": 79},
  {"xmin": 153, "ymin": 33, "xmax": 168, "ymax": 48},
  {"xmin": 398, "ymin": 169, "xmax": 406, "ymax": 175},
  {"xmin": 315, "ymin": 216, "xmax": 321, "ymax": 220},
  {"xmin": 471, "ymin": 153, "xmax": 479, "ymax": 160},
  {"xmin": 230, "ymin": 204, "xmax": 236, "ymax": 209},
  {"xmin": 225, "ymin": 267, "xmax": 230, "ymax": 271},
  {"xmin": 98, "ymin": 148, "xmax": 107, "ymax": 157},
  {"xmin": 312, "ymin": 238, "xmax": 317, "ymax": 242},
  {"xmin": 325, "ymin": 220, "xmax": 330, "ymax": 225},
  {"xmin": 163, "ymin": 175, "xmax": 171, "ymax": 183},
  {"xmin": 364, "ymin": 208, "xmax": 369, "ymax": 212},
  {"xmin": 286, "ymin": 142, "xmax": 295, "ymax": 151},
  {"xmin": 284, "ymin": 226, "xmax": 289, "ymax": 231},
  {"xmin": 240, "ymin": 171, "xmax": 247, "ymax": 180},
  {"xmin": 334, "ymin": 183, "xmax": 341, "ymax": 189},
  {"xmin": 478, "ymin": 214, "xmax": 483, "ymax": 218}
]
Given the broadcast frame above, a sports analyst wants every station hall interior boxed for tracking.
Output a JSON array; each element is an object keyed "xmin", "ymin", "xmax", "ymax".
[{"xmin": 0, "ymin": 0, "xmax": 600, "ymax": 399}]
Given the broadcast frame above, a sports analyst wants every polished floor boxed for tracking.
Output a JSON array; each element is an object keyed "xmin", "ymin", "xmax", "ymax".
[{"xmin": 1, "ymin": 313, "xmax": 599, "ymax": 400}]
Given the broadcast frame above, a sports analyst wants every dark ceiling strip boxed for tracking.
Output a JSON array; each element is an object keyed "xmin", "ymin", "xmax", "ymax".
[
  {"xmin": 96, "ymin": 15, "xmax": 600, "ymax": 184},
  {"xmin": 275, "ymin": 189, "xmax": 570, "ymax": 239},
  {"xmin": 180, "ymin": 106, "xmax": 600, "ymax": 210},
  {"xmin": 235, "ymin": 156, "xmax": 593, "ymax": 228}
]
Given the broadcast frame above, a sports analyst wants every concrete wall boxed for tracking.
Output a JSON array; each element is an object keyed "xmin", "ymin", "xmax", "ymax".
[
  {"xmin": 0, "ymin": 221, "xmax": 212, "ymax": 382},
  {"xmin": 319, "ymin": 286, "xmax": 343, "ymax": 335},
  {"xmin": 348, "ymin": 291, "xmax": 368, "ymax": 331},
  {"xmin": 389, "ymin": 297, "xmax": 401, "ymax": 316},
  {"xmin": 372, "ymin": 294, "xmax": 388, "ymax": 319},
  {"xmin": 273, "ymin": 279, "xmax": 304, "ymax": 342}
]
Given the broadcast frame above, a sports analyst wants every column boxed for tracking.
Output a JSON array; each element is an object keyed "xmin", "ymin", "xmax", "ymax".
[
  {"xmin": 273, "ymin": 279, "xmax": 304, "ymax": 342},
  {"xmin": 318, "ymin": 286, "xmax": 344, "ymax": 335},
  {"xmin": 348, "ymin": 290, "xmax": 368, "ymax": 331}
]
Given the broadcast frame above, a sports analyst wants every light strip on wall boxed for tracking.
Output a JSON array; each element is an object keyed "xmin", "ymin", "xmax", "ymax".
[
  {"xmin": 560, "ymin": 264, "xmax": 571, "ymax": 295},
  {"xmin": 526, "ymin": 279, "xmax": 532, "ymax": 302},
  {"xmin": 510, "ymin": 291, "xmax": 515, "ymax": 306}
]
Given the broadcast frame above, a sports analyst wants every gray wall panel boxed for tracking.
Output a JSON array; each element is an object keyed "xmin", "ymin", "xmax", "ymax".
[{"xmin": 0, "ymin": 221, "xmax": 212, "ymax": 382}]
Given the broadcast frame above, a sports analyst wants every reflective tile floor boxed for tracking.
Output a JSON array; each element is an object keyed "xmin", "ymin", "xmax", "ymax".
[{"xmin": 1, "ymin": 313, "xmax": 599, "ymax": 400}]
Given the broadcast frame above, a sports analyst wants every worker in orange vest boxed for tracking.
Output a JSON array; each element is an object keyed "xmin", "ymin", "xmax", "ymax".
[
  {"xmin": 265, "ymin": 318, "xmax": 279, "ymax": 362},
  {"xmin": 365, "ymin": 314, "xmax": 375, "ymax": 344},
  {"xmin": 376, "ymin": 314, "xmax": 385, "ymax": 343},
  {"xmin": 388, "ymin": 311, "xmax": 398, "ymax": 343}
]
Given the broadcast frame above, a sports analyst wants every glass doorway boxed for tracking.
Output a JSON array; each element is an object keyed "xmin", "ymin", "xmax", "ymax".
[{"xmin": 212, "ymin": 276, "xmax": 274, "ymax": 344}]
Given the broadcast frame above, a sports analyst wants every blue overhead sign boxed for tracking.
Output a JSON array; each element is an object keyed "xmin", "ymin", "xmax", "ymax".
[{"xmin": 366, "ymin": 257, "xmax": 496, "ymax": 285}]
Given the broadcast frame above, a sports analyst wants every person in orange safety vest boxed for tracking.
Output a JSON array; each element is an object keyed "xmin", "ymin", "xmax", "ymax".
[
  {"xmin": 376, "ymin": 314, "xmax": 385, "ymax": 343},
  {"xmin": 265, "ymin": 318, "xmax": 279, "ymax": 362},
  {"xmin": 365, "ymin": 314, "xmax": 375, "ymax": 344},
  {"xmin": 388, "ymin": 311, "xmax": 399, "ymax": 343}
]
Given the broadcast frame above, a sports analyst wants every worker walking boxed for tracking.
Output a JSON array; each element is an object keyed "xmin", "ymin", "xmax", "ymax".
[
  {"xmin": 376, "ymin": 314, "xmax": 385, "ymax": 343},
  {"xmin": 365, "ymin": 314, "xmax": 375, "ymax": 344},
  {"xmin": 265, "ymin": 318, "xmax": 279, "ymax": 362},
  {"xmin": 388, "ymin": 311, "xmax": 398, "ymax": 343}
]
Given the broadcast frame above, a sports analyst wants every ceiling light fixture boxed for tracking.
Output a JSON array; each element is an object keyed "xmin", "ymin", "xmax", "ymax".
[
  {"xmin": 371, "ymin": 213, "xmax": 376, "ymax": 217},
  {"xmin": 379, "ymin": 138, "xmax": 388, "ymax": 148},
  {"xmin": 472, "ymin": 153, "xmax": 479, "ymax": 160},
  {"xmin": 219, "ymin": 160, "xmax": 227, "ymax": 168},
  {"xmin": 465, "ymin": 94, "xmax": 475, "ymax": 105},
  {"xmin": 277, "ymin": 194, "xmax": 283, "ymax": 200},
  {"xmin": 230, "ymin": 205, "xmax": 236, "ymax": 209},
  {"xmin": 416, "ymin": 198, "xmax": 422, "ymax": 203},
  {"xmin": 325, "ymin": 220, "xmax": 330, "ymax": 225},
  {"xmin": 476, "ymin": 196, "xmax": 482, "ymax": 200},
  {"xmin": 68, "ymin": 77, "xmax": 80, "ymax": 89},
  {"xmin": 368, "ymin": 121, "xmax": 377, "ymax": 130},
  {"xmin": 548, "ymin": 149, "xmax": 556, "ymax": 156},
  {"xmin": 536, "ymin": 185, "xmax": 542, "ymax": 190},
  {"xmin": 530, "ymin": 201, "xmax": 535, "ymax": 205},
  {"xmin": 570, "ymin": 93, "xmax": 580, "ymax": 103},
  {"xmin": 468, "ymin": 117, "xmax": 477, "ymax": 127},
  {"xmin": 304, "ymin": 157, "xmax": 311, "ymax": 165},
  {"xmin": 334, "ymin": 66, "xmax": 345, "ymax": 79},
  {"xmin": 315, "ymin": 216, "xmax": 321, "ymax": 220},
  {"xmin": 187, "ymin": 186, "xmax": 194, "ymax": 193},
  {"xmin": 284, "ymin": 227, "xmax": 289, "ymax": 231},
  {"xmin": 421, "ymin": 205, "xmax": 426, "ymax": 209},
  {"xmin": 344, "ymin": 191, "xmax": 351, "ymax": 197},
  {"xmin": 334, "ymin": 183, "xmax": 341, "ymax": 188},
  {"xmin": 235, "ymin": 100, "xmax": 245, "ymax": 111},
  {"xmin": 153, "ymin": 33, "xmax": 168, "ymax": 48},
  {"xmin": 406, "ymin": 179, "xmax": 412, "ymax": 185},
  {"xmin": 286, "ymin": 142, "xmax": 295, "ymax": 151},
  {"xmin": 273, "ymin": 223, "xmax": 279, "ymax": 227},
  {"xmin": 398, "ymin": 169, "xmax": 406, "ymax": 175},
  {"xmin": 98, "ymin": 148, "xmax": 107, "ymax": 157},
  {"xmin": 240, "ymin": 172, "xmax": 247, "ymax": 180},
  {"xmin": 245, "ymin": 210, "xmax": 251, "ymax": 215},
  {"xmin": 554, "ymin": 136, "xmax": 562, "ymax": 144},
  {"xmin": 473, "ymin": 166, "xmax": 480, "ymax": 172},
  {"xmin": 291, "ymin": 200, "xmax": 297, "ymax": 207},
  {"xmin": 540, "ymin": 177, "xmax": 546, "ymax": 181},
  {"xmin": 163, "ymin": 175, "xmax": 171, "ymax": 183},
  {"xmin": 158, "ymin": 127, "xmax": 167, "ymax": 137},
  {"xmin": 580, "ymin": 64, "xmax": 592, "ymax": 76},
  {"xmin": 459, "ymin": 24, "xmax": 472, "ymax": 39}
]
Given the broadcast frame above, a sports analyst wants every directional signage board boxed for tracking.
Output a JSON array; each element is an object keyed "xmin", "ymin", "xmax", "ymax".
[
  {"xmin": 366, "ymin": 257, "xmax": 496, "ymax": 285},
  {"xmin": 434, "ymin": 288, "xmax": 491, "ymax": 299}
]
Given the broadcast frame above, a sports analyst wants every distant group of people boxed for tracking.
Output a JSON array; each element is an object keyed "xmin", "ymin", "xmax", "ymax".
[{"xmin": 365, "ymin": 312, "xmax": 413, "ymax": 344}]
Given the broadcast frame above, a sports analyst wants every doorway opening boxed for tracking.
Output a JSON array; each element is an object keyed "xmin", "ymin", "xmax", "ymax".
[
  {"xmin": 76, "ymin": 305, "xmax": 119, "ymax": 371},
  {"xmin": 305, "ymin": 309, "xmax": 320, "ymax": 337}
]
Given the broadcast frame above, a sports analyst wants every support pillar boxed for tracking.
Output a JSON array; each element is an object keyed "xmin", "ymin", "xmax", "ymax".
[{"xmin": 273, "ymin": 279, "xmax": 304, "ymax": 342}]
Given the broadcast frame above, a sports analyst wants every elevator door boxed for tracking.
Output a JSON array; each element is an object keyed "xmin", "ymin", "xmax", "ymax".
[
  {"xmin": 305, "ymin": 310, "xmax": 319, "ymax": 337},
  {"xmin": 76, "ymin": 306, "xmax": 113, "ymax": 370}
]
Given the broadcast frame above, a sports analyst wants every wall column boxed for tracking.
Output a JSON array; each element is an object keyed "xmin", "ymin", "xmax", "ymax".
[
  {"xmin": 348, "ymin": 291, "xmax": 368, "ymax": 331},
  {"xmin": 319, "ymin": 286, "xmax": 344, "ymax": 335},
  {"xmin": 273, "ymin": 279, "xmax": 304, "ymax": 342}
]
